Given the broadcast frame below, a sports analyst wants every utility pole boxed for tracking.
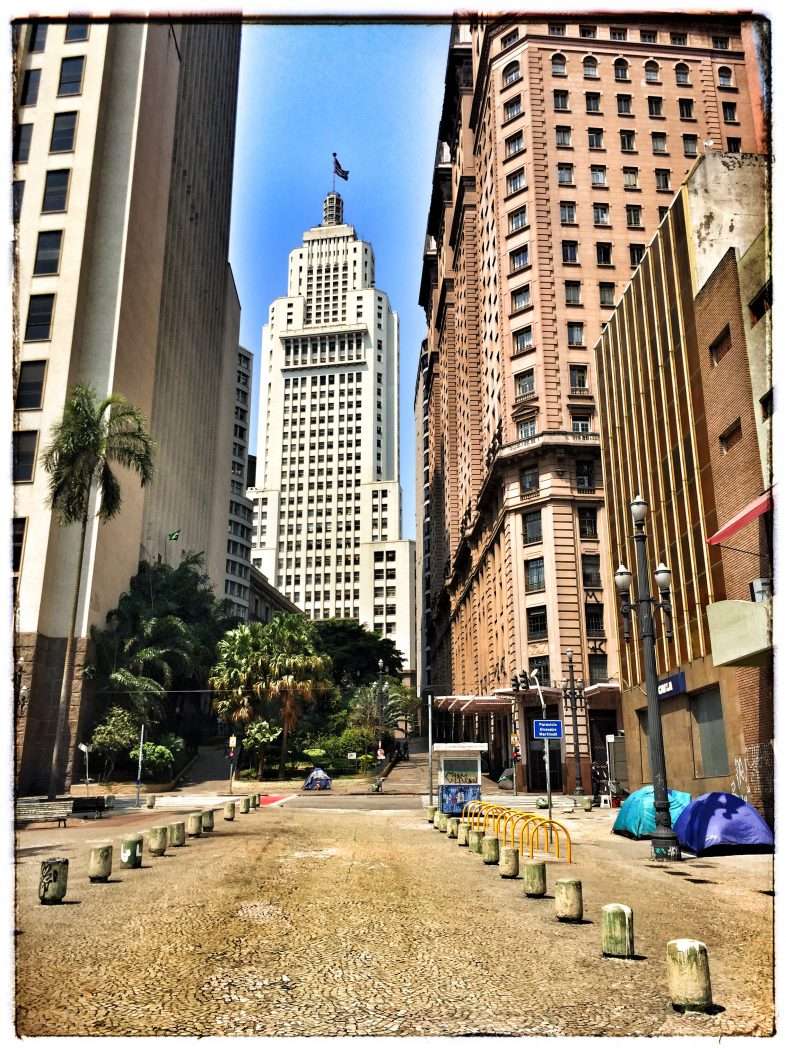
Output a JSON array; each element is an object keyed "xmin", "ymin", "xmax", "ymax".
[{"xmin": 427, "ymin": 693, "xmax": 434, "ymax": 807}]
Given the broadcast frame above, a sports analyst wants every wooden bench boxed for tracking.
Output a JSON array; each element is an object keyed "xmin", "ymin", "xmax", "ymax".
[
  {"xmin": 15, "ymin": 798, "xmax": 74, "ymax": 828},
  {"xmin": 71, "ymin": 796, "xmax": 108, "ymax": 818}
]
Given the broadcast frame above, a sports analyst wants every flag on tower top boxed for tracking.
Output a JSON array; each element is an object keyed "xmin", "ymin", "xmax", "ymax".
[{"xmin": 333, "ymin": 153, "xmax": 349, "ymax": 181}]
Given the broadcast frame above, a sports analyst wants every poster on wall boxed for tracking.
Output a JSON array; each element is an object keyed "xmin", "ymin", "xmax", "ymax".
[{"xmin": 440, "ymin": 783, "xmax": 481, "ymax": 815}]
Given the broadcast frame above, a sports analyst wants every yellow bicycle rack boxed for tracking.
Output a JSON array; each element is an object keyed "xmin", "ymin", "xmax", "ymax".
[
  {"xmin": 522, "ymin": 818, "xmax": 573, "ymax": 864},
  {"xmin": 458, "ymin": 801, "xmax": 573, "ymax": 862}
]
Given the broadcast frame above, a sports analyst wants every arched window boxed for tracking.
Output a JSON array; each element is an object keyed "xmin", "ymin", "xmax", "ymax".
[
  {"xmin": 502, "ymin": 60, "xmax": 521, "ymax": 87},
  {"xmin": 718, "ymin": 65, "xmax": 734, "ymax": 88},
  {"xmin": 583, "ymin": 56, "xmax": 598, "ymax": 79},
  {"xmin": 644, "ymin": 60, "xmax": 660, "ymax": 83},
  {"xmin": 551, "ymin": 52, "xmax": 567, "ymax": 76},
  {"xmin": 614, "ymin": 58, "xmax": 629, "ymax": 82},
  {"xmin": 675, "ymin": 62, "xmax": 691, "ymax": 85}
]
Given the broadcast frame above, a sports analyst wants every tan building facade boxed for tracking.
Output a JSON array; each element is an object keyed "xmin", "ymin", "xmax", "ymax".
[
  {"xmin": 12, "ymin": 21, "xmax": 241, "ymax": 794},
  {"xmin": 596, "ymin": 152, "xmax": 772, "ymax": 818},
  {"xmin": 416, "ymin": 16, "xmax": 766, "ymax": 790}
]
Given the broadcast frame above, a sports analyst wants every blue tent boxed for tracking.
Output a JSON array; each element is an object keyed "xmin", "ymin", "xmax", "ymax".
[
  {"xmin": 303, "ymin": 767, "xmax": 332, "ymax": 791},
  {"xmin": 613, "ymin": 785, "xmax": 692, "ymax": 839},
  {"xmin": 674, "ymin": 792, "xmax": 773, "ymax": 854}
]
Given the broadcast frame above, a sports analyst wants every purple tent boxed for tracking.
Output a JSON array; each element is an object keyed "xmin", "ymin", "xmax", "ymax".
[{"xmin": 674, "ymin": 791, "xmax": 773, "ymax": 855}]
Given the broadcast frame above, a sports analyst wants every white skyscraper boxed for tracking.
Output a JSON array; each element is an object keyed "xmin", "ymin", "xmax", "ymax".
[{"xmin": 250, "ymin": 192, "xmax": 415, "ymax": 678}]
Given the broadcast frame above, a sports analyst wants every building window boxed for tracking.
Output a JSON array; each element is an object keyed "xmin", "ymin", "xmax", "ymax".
[
  {"xmin": 580, "ymin": 25, "xmax": 597, "ymax": 39},
  {"xmin": 28, "ymin": 22, "xmax": 47, "ymax": 52},
  {"xmin": 572, "ymin": 411, "xmax": 591, "ymax": 432},
  {"xmin": 511, "ymin": 285, "xmax": 531, "ymax": 311},
  {"xmin": 596, "ymin": 242, "xmax": 612, "ymax": 266},
  {"xmin": 521, "ymin": 465, "xmax": 539, "ymax": 492},
  {"xmin": 722, "ymin": 101, "xmax": 738, "ymax": 123},
  {"xmin": 527, "ymin": 606, "xmax": 547, "ymax": 640},
  {"xmin": 670, "ymin": 32, "xmax": 687, "ymax": 45},
  {"xmin": 620, "ymin": 129, "xmax": 636, "ymax": 152},
  {"xmin": 514, "ymin": 327, "xmax": 533, "ymax": 352},
  {"xmin": 523, "ymin": 508, "xmax": 542, "ymax": 543},
  {"xmin": 65, "ymin": 22, "xmax": 90, "ymax": 42},
  {"xmin": 42, "ymin": 169, "xmax": 70, "ymax": 212},
  {"xmin": 617, "ymin": 94, "xmax": 632, "ymax": 115},
  {"xmin": 502, "ymin": 61, "xmax": 521, "ymax": 86},
  {"xmin": 655, "ymin": 168, "xmax": 671, "ymax": 191},
  {"xmin": 548, "ymin": 23, "xmax": 566, "ymax": 36},
  {"xmin": 683, "ymin": 134, "xmax": 698, "ymax": 157},
  {"xmin": 610, "ymin": 26, "xmax": 627, "ymax": 41},
  {"xmin": 614, "ymin": 59, "xmax": 629, "ymax": 82},
  {"xmin": 560, "ymin": 201, "xmax": 576, "ymax": 224},
  {"xmin": 644, "ymin": 60, "xmax": 660, "ymax": 84},
  {"xmin": 506, "ymin": 130, "xmax": 525, "ymax": 157},
  {"xmin": 590, "ymin": 165, "xmax": 607, "ymax": 187},
  {"xmin": 551, "ymin": 53, "xmax": 567, "ymax": 77},
  {"xmin": 629, "ymin": 244, "xmax": 645, "ymax": 266},
  {"xmin": 588, "ymin": 654, "xmax": 608, "ymax": 685},
  {"xmin": 640, "ymin": 29, "xmax": 657, "ymax": 43},
  {"xmin": 509, "ymin": 206, "xmax": 528, "ymax": 232},
  {"xmin": 648, "ymin": 96, "xmax": 663, "ymax": 117},
  {"xmin": 13, "ymin": 124, "xmax": 33, "ymax": 164},
  {"xmin": 24, "ymin": 294, "xmax": 55, "ymax": 341},
  {"xmin": 719, "ymin": 418, "xmax": 742, "ymax": 454},
  {"xmin": 678, "ymin": 98, "xmax": 695, "ymax": 120},
  {"xmin": 675, "ymin": 62, "xmax": 691, "ymax": 85},
  {"xmin": 510, "ymin": 245, "xmax": 530, "ymax": 272},
  {"xmin": 588, "ymin": 127, "xmax": 604, "ymax": 149},
  {"xmin": 749, "ymin": 281, "xmax": 772, "ymax": 324},
  {"xmin": 727, "ymin": 136, "xmax": 741, "ymax": 153},
  {"xmin": 12, "ymin": 181, "xmax": 24, "ymax": 220},
  {"xmin": 515, "ymin": 369, "xmax": 535, "ymax": 398},
  {"xmin": 525, "ymin": 557, "xmax": 545, "ymax": 592},
  {"xmin": 652, "ymin": 132, "xmax": 668, "ymax": 153},
  {"xmin": 593, "ymin": 202, "xmax": 610, "ymax": 226},
  {"xmin": 658, "ymin": 205, "xmax": 669, "ymax": 221},
  {"xmin": 578, "ymin": 506, "xmax": 598, "ymax": 538},
  {"xmin": 562, "ymin": 240, "xmax": 578, "ymax": 264},
  {"xmin": 760, "ymin": 388, "xmax": 773, "ymax": 421},
  {"xmin": 567, "ymin": 322, "xmax": 585, "ymax": 348},
  {"xmin": 21, "ymin": 68, "xmax": 41, "ymax": 106},
  {"xmin": 712, "ymin": 35, "xmax": 730, "ymax": 49},
  {"xmin": 50, "ymin": 112, "xmax": 77, "ymax": 152},
  {"xmin": 517, "ymin": 418, "xmax": 537, "ymax": 440},
  {"xmin": 626, "ymin": 205, "xmax": 642, "ymax": 228},
  {"xmin": 576, "ymin": 460, "xmax": 594, "ymax": 489},
  {"xmin": 13, "ymin": 518, "xmax": 26, "ymax": 574},
  {"xmin": 691, "ymin": 687, "xmax": 729, "ymax": 776},
  {"xmin": 529, "ymin": 655, "xmax": 550, "ymax": 685},
  {"xmin": 557, "ymin": 163, "xmax": 574, "ymax": 185},
  {"xmin": 585, "ymin": 92, "xmax": 601, "ymax": 113},
  {"xmin": 506, "ymin": 168, "xmax": 526, "ymax": 194},
  {"xmin": 33, "ymin": 230, "xmax": 63, "ymax": 275},
  {"xmin": 585, "ymin": 603, "xmax": 605, "ymax": 637},
  {"xmin": 599, "ymin": 282, "xmax": 615, "ymax": 306},
  {"xmin": 58, "ymin": 56, "xmax": 85, "ymax": 96},
  {"xmin": 15, "ymin": 361, "xmax": 46, "ymax": 410},
  {"xmin": 556, "ymin": 125, "xmax": 572, "ymax": 147},
  {"xmin": 553, "ymin": 90, "xmax": 569, "ymax": 111},
  {"xmin": 583, "ymin": 56, "xmax": 598, "ymax": 79},
  {"xmin": 565, "ymin": 281, "xmax": 581, "ymax": 306},
  {"xmin": 13, "ymin": 431, "xmax": 38, "ymax": 482},
  {"xmin": 582, "ymin": 553, "xmax": 602, "ymax": 588},
  {"xmin": 718, "ymin": 65, "xmax": 733, "ymax": 88},
  {"xmin": 501, "ymin": 29, "xmax": 519, "ymax": 48},
  {"xmin": 504, "ymin": 95, "xmax": 522, "ymax": 121},
  {"xmin": 570, "ymin": 363, "xmax": 588, "ymax": 390}
]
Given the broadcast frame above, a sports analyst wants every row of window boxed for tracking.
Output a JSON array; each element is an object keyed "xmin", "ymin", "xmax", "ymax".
[
  {"xmin": 524, "ymin": 553, "xmax": 602, "ymax": 592},
  {"xmin": 515, "ymin": 363, "xmax": 588, "ymax": 400},
  {"xmin": 25, "ymin": 21, "xmax": 90, "ymax": 52},
  {"xmin": 19, "ymin": 54, "xmax": 85, "ymax": 109},
  {"xmin": 525, "ymin": 602, "xmax": 605, "ymax": 641},
  {"xmin": 521, "ymin": 506, "xmax": 598, "ymax": 545},
  {"xmin": 538, "ymin": 24, "xmax": 730, "ymax": 48},
  {"xmin": 511, "ymin": 278, "xmax": 616, "ymax": 314},
  {"xmin": 550, "ymin": 88, "xmax": 738, "ymax": 123},
  {"xmin": 516, "ymin": 411, "xmax": 594, "ymax": 441},
  {"xmin": 520, "ymin": 461, "xmax": 597, "ymax": 493},
  {"xmin": 503, "ymin": 56, "xmax": 734, "ymax": 90}
]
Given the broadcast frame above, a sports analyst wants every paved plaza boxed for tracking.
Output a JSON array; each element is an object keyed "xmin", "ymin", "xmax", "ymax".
[{"xmin": 15, "ymin": 801, "xmax": 773, "ymax": 1037}]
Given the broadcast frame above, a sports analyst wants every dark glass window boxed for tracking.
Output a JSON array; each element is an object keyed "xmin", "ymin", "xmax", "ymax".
[
  {"xmin": 28, "ymin": 22, "xmax": 47, "ymax": 52},
  {"xmin": 630, "ymin": 244, "xmax": 645, "ymax": 266},
  {"xmin": 24, "ymin": 294, "xmax": 54, "ymax": 340},
  {"xmin": 33, "ymin": 230, "xmax": 63, "ymax": 275},
  {"xmin": 12, "ymin": 181, "xmax": 25, "ymax": 220},
  {"xmin": 50, "ymin": 112, "xmax": 77, "ymax": 152},
  {"xmin": 523, "ymin": 509, "xmax": 542, "ymax": 544},
  {"xmin": 750, "ymin": 281, "xmax": 772, "ymax": 324},
  {"xmin": 65, "ymin": 22, "xmax": 90, "ymax": 42},
  {"xmin": 529, "ymin": 655, "xmax": 550, "ymax": 685},
  {"xmin": 13, "ymin": 518, "xmax": 27, "ymax": 573},
  {"xmin": 599, "ymin": 282, "xmax": 615, "ymax": 306},
  {"xmin": 527, "ymin": 606, "xmax": 547, "ymax": 640},
  {"xmin": 15, "ymin": 361, "xmax": 46, "ymax": 409},
  {"xmin": 13, "ymin": 431, "xmax": 38, "ymax": 482},
  {"xmin": 21, "ymin": 68, "xmax": 41, "ymax": 106},
  {"xmin": 582, "ymin": 554, "xmax": 602, "ymax": 588},
  {"xmin": 42, "ymin": 169, "xmax": 69, "ymax": 212},
  {"xmin": 578, "ymin": 507, "xmax": 598, "ymax": 538},
  {"xmin": 521, "ymin": 465, "xmax": 539, "ymax": 492},
  {"xmin": 13, "ymin": 123, "xmax": 33, "ymax": 163},
  {"xmin": 58, "ymin": 56, "xmax": 85, "ymax": 96},
  {"xmin": 525, "ymin": 557, "xmax": 545, "ymax": 592},
  {"xmin": 576, "ymin": 460, "xmax": 594, "ymax": 489},
  {"xmin": 691, "ymin": 687, "xmax": 729, "ymax": 776},
  {"xmin": 588, "ymin": 654, "xmax": 607, "ymax": 685},
  {"xmin": 585, "ymin": 603, "xmax": 605, "ymax": 637}
]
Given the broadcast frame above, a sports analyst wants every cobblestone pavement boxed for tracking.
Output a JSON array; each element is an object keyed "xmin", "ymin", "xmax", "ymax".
[{"xmin": 15, "ymin": 806, "xmax": 773, "ymax": 1037}]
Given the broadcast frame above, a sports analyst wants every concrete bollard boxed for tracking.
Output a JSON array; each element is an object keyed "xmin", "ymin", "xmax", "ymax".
[
  {"xmin": 666, "ymin": 939, "xmax": 713, "ymax": 1012},
  {"xmin": 522, "ymin": 860, "xmax": 547, "ymax": 897},
  {"xmin": 168, "ymin": 821, "xmax": 186, "ymax": 847},
  {"xmin": 249, "ymin": 794, "xmax": 258, "ymax": 810},
  {"xmin": 146, "ymin": 794, "xmax": 157, "ymax": 809},
  {"xmin": 88, "ymin": 842, "xmax": 113, "ymax": 883},
  {"xmin": 39, "ymin": 858, "xmax": 69, "ymax": 904},
  {"xmin": 581, "ymin": 796, "xmax": 593, "ymax": 812},
  {"xmin": 119, "ymin": 834, "xmax": 143, "ymax": 870},
  {"xmin": 239, "ymin": 796, "xmax": 250, "ymax": 814},
  {"xmin": 499, "ymin": 846, "xmax": 519, "ymax": 879},
  {"xmin": 602, "ymin": 904, "xmax": 635, "ymax": 958},
  {"xmin": 224, "ymin": 801, "xmax": 236, "ymax": 821},
  {"xmin": 468, "ymin": 829, "xmax": 484, "ymax": 854},
  {"xmin": 482, "ymin": 835, "xmax": 500, "ymax": 865},
  {"xmin": 201, "ymin": 809, "xmax": 215, "ymax": 832},
  {"xmin": 433, "ymin": 811, "xmax": 442, "ymax": 830},
  {"xmin": 447, "ymin": 817, "xmax": 459, "ymax": 839},
  {"xmin": 186, "ymin": 812, "xmax": 203, "ymax": 837},
  {"xmin": 104, "ymin": 794, "xmax": 115, "ymax": 810},
  {"xmin": 147, "ymin": 826, "xmax": 168, "ymax": 856},
  {"xmin": 439, "ymin": 812, "xmax": 449, "ymax": 833},
  {"xmin": 426, "ymin": 805, "xmax": 436, "ymax": 823},
  {"xmin": 554, "ymin": 878, "xmax": 583, "ymax": 921},
  {"xmin": 457, "ymin": 821, "xmax": 470, "ymax": 846}
]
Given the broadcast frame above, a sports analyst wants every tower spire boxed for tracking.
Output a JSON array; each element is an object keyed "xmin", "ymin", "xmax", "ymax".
[{"xmin": 322, "ymin": 191, "xmax": 344, "ymax": 225}]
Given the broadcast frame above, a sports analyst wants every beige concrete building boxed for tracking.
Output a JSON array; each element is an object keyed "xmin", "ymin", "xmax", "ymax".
[
  {"xmin": 249, "ymin": 191, "xmax": 416, "ymax": 678},
  {"xmin": 417, "ymin": 16, "xmax": 766, "ymax": 790},
  {"xmin": 596, "ymin": 152, "xmax": 772, "ymax": 817},
  {"xmin": 248, "ymin": 566, "xmax": 301, "ymax": 624},
  {"xmin": 12, "ymin": 20, "xmax": 241, "ymax": 794}
]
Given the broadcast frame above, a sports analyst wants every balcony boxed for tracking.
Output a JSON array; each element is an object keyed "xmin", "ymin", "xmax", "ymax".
[
  {"xmin": 569, "ymin": 385, "xmax": 593, "ymax": 397},
  {"xmin": 706, "ymin": 599, "xmax": 772, "ymax": 667},
  {"xmin": 514, "ymin": 390, "xmax": 537, "ymax": 405}
]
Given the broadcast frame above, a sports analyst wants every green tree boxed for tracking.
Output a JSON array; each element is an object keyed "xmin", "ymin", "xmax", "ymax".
[
  {"xmin": 209, "ymin": 622, "xmax": 269, "ymax": 725},
  {"xmin": 385, "ymin": 682, "xmax": 421, "ymax": 739},
  {"xmin": 312, "ymin": 619, "xmax": 403, "ymax": 686},
  {"xmin": 90, "ymin": 706, "xmax": 140, "ymax": 781},
  {"xmin": 241, "ymin": 720, "xmax": 282, "ymax": 779},
  {"xmin": 42, "ymin": 385, "xmax": 154, "ymax": 797}
]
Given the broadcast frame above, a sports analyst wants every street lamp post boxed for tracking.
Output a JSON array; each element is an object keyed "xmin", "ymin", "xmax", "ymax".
[
  {"xmin": 615, "ymin": 494, "xmax": 681, "ymax": 861},
  {"xmin": 563, "ymin": 650, "xmax": 584, "ymax": 795},
  {"xmin": 376, "ymin": 659, "xmax": 387, "ymax": 762}
]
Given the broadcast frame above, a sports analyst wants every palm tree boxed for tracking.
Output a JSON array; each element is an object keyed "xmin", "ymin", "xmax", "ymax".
[
  {"xmin": 209, "ymin": 622, "xmax": 269, "ymax": 726},
  {"xmin": 41, "ymin": 385, "xmax": 154, "ymax": 798}
]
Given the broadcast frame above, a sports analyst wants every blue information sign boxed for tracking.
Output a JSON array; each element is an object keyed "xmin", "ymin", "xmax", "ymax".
[{"xmin": 533, "ymin": 719, "xmax": 563, "ymax": 740}]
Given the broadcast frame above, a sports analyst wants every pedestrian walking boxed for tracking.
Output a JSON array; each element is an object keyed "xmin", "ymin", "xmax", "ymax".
[{"xmin": 403, "ymin": 740, "xmax": 409, "ymax": 760}]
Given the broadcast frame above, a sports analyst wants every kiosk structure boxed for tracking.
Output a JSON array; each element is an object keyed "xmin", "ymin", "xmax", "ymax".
[{"xmin": 433, "ymin": 742, "xmax": 488, "ymax": 814}]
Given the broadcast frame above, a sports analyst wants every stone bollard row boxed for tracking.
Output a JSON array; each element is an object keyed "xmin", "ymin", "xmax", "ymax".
[
  {"xmin": 426, "ymin": 805, "xmax": 436, "ymax": 823},
  {"xmin": 439, "ymin": 812, "xmax": 449, "ymax": 833},
  {"xmin": 468, "ymin": 829, "xmax": 484, "ymax": 854},
  {"xmin": 667, "ymin": 939, "xmax": 713, "ymax": 1012},
  {"xmin": 433, "ymin": 811, "xmax": 442, "ymax": 830},
  {"xmin": 120, "ymin": 834, "xmax": 143, "ymax": 870},
  {"xmin": 240, "ymin": 796, "xmax": 250, "ymax": 815},
  {"xmin": 482, "ymin": 835, "xmax": 500, "ymax": 865},
  {"xmin": 249, "ymin": 794, "xmax": 258, "ymax": 811},
  {"xmin": 88, "ymin": 842, "xmax": 113, "ymax": 883},
  {"xmin": 39, "ymin": 858, "xmax": 69, "ymax": 904},
  {"xmin": 148, "ymin": 826, "xmax": 168, "ymax": 856},
  {"xmin": 447, "ymin": 817, "xmax": 459, "ymax": 839},
  {"xmin": 602, "ymin": 903, "xmax": 635, "ymax": 958},
  {"xmin": 554, "ymin": 878, "xmax": 583, "ymax": 922},
  {"xmin": 168, "ymin": 821, "xmax": 186, "ymax": 847},
  {"xmin": 499, "ymin": 845, "xmax": 519, "ymax": 879},
  {"xmin": 457, "ymin": 821, "xmax": 469, "ymax": 846},
  {"xmin": 224, "ymin": 800, "xmax": 236, "ymax": 821},
  {"xmin": 186, "ymin": 812, "xmax": 203, "ymax": 837},
  {"xmin": 202, "ymin": 809, "xmax": 215, "ymax": 833},
  {"xmin": 522, "ymin": 860, "xmax": 546, "ymax": 897},
  {"xmin": 146, "ymin": 794, "xmax": 157, "ymax": 809}
]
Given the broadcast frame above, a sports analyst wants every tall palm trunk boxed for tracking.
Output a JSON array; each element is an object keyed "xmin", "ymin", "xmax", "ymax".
[
  {"xmin": 48, "ymin": 509, "xmax": 89, "ymax": 799},
  {"xmin": 278, "ymin": 723, "xmax": 289, "ymax": 779}
]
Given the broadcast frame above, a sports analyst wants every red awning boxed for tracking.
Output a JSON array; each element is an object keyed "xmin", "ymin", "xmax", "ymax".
[{"xmin": 707, "ymin": 491, "xmax": 772, "ymax": 546}]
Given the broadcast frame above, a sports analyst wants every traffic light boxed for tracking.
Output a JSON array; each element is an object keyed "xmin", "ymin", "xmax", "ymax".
[
  {"xmin": 511, "ymin": 674, "xmax": 520, "ymax": 692},
  {"xmin": 521, "ymin": 671, "xmax": 531, "ymax": 691},
  {"xmin": 512, "ymin": 745, "xmax": 521, "ymax": 763}
]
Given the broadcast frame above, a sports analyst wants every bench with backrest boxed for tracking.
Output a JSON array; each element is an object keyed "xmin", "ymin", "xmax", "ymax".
[
  {"xmin": 15, "ymin": 798, "xmax": 74, "ymax": 828},
  {"xmin": 71, "ymin": 796, "xmax": 108, "ymax": 818}
]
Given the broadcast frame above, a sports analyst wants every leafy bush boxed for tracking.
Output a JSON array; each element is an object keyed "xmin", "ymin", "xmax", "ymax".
[
  {"xmin": 90, "ymin": 707, "xmax": 141, "ymax": 781},
  {"xmin": 129, "ymin": 741, "xmax": 176, "ymax": 780}
]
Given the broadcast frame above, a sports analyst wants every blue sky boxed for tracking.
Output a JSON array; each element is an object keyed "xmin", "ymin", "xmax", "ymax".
[{"xmin": 229, "ymin": 22, "xmax": 451, "ymax": 539}]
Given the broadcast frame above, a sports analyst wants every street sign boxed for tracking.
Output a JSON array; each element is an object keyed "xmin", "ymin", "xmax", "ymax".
[
  {"xmin": 229, "ymin": 734, "xmax": 237, "ymax": 748},
  {"xmin": 657, "ymin": 672, "xmax": 686, "ymax": 699},
  {"xmin": 534, "ymin": 719, "xmax": 563, "ymax": 740},
  {"xmin": 347, "ymin": 752, "xmax": 357, "ymax": 760},
  {"xmin": 78, "ymin": 742, "xmax": 92, "ymax": 753}
]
